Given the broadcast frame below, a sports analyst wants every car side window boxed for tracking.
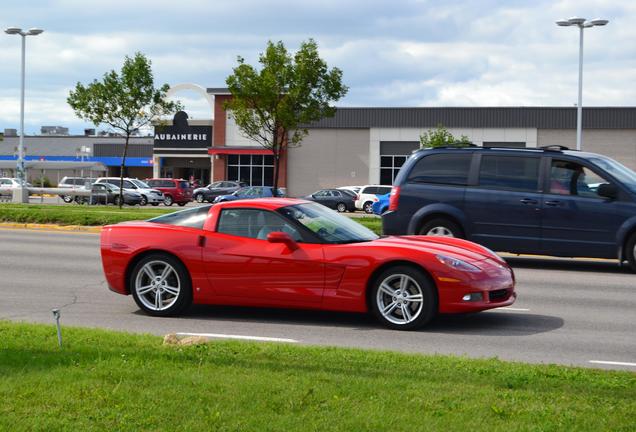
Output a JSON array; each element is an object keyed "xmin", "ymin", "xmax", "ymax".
[
  {"xmin": 314, "ymin": 190, "xmax": 327, "ymax": 197},
  {"xmin": 377, "ymin": 186, "xmax": 392, "ymax": 195},
  {"xmin": 407, "ymin": 153, "xmax": 472, "ymax": 185},
  {"xmin": 217, "ymin": 209, "xmax": 302, "ymax": 241},
  {"xmin": 478, "ymin": 155, "xmax": 540, "ymax": 192},
  {"xmin": 331, "ymin": 190, "xmax": 342, "ymax": 197},
  {"xmin": 550, "ymin": 160, "xmax": 608, "ymax": 198}
]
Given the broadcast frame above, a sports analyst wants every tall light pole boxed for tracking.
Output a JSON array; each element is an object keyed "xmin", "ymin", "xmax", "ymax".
[
  {"xmin": 556, "ymin": 17, "xmax": 608, "ymax": 151},
  {"xmin": 4, "ymin": 26, "xmax": 44, "ymax": 203}
]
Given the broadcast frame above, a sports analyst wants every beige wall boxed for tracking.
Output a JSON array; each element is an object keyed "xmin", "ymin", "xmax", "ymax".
[
  {"xmin": 287, "ymin": 129, "xmax": 370, "ymax": 197},
  {"xmin": 538, "ymin": 129, "xmax": 636, "ymax": 170}
]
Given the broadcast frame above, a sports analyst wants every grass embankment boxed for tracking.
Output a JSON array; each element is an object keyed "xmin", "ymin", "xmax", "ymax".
[
  {"xmin": 0, "ymin": 322, "xmax": 634, "ymax": 431},
  {"xmin": 0, "ymin": 203, "xmax": 383, "ymax": 233}
]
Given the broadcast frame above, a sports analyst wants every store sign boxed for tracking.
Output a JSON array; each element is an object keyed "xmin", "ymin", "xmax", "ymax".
[{"xmin": 154, "ymin": 111, "xmax": 211, "ymax": 149}]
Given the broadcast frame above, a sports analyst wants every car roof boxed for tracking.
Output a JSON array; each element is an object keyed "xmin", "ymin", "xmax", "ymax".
[
  {"xmin": 216, "ymin": 198, "xmax": 308, "ymax": 210},
  {"xmin": 413, "ymin": 146, "xmax": 604, "ymax": 160}
]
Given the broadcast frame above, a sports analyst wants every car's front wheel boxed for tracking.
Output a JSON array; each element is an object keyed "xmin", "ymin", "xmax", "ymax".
[
  {"xmin": 370, "ymin": 266, "xmax": 436, "ymax": 330},
  {"xmin": 139, "ymin": 195, "xmax": 148, "ymax": 206},
  {"xmin": 419, "ymin": 218, "xmax": 463, "ymax": 238},
  {"xmin": 625, "ymin": 232, "xmax": 636, "ymax": 272},
  {"xmin": 130, "ymin": 253, "xmax": 192, "ymax": 316},
  {"xmin": 61, "ymin": 195, "xmax": 73, "ymax": 203}
]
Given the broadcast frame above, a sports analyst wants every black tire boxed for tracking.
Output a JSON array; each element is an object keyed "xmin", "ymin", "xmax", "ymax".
[
  {"xmin": 62, "ymin": 195, "xmax": 73, "ymax": 203},
  {"xmin": 370, "ymin": 265, "xmax": 436, "ymax": 330},
  {"xmin": 151, "ymin": 202, "xmax": 159, "ymax": 207},
  {"xmin": 139, "ymin": 195, "xmax": 148, "ymax": 206},
  {"xmin": 195, "ymin": 194, "xmax": 204, "ymax": 203},
  {"xmin": 336, "ymin": 202, "xmax": 347, "ymax": 212},
  {"xmin": 114, "ymin": 196, "xmax": 122, "ymax": 206},
  {"xmin": 164, "ymin": 195, "xmax": 174, "ymax": 206},
  {"xmin": 363, "ymin": 201, "xmax": 374, "ymax": 214},
  {"xmin": 625, "ymin": 232, "xmax": 636, "ymax": 273},
  {"xmin": 129, "ymin": 253, "xmax": 192, "ymax": 317},
  {"xmin": 177, "ymin": 202, "xmax": 186, "ymax": 207},
  {"xmin": 418, "ymin": 218, "xmax": 463, "ymax": 238}
]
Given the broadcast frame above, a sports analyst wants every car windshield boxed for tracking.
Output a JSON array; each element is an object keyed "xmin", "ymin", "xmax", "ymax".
[
  {"xmin": 130, "ymin": 179, "xmax": 150, "ymax": 189},
  {"xmin": 587, "ymin": 155, "xmax": 636, "ymax": 194},
  {"xmin": 278, "ymin": 203, "xmax": 379, "ymax": 244}
]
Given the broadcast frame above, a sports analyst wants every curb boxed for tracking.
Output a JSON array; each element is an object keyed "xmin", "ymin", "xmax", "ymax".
[{"xmin": 0, "ymin": 222, "xmax": 102, "ymax": 233}]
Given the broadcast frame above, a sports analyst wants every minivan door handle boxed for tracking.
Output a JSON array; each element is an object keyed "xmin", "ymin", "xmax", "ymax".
[
  {"xmin": 519, "ymin": 198, "xmax": 538, "ymax": 205},
  {"xmin": 197, "ymin": 235, "xmax": 206, "ymax": 247},
  {"xmin": 545, "ymin": 200, "xmax": 562, "ymax": 207}
]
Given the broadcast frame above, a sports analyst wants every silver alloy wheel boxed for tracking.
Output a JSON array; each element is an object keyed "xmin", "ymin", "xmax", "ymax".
[
  {"xmin": 134, "ymin": 260, "xmax": 181, "ymax": 311},
  {"xmin": 337, "ymin": 203, "xmax": 346, "ymax": 212},
  {"xmin": 140, "ymin": 195, "xmax": 148, "ymax": 206},
  {"xmin": 376, "ymin": 274, "xmax": 424, "ymax": 325},
  {"xmin": 196, "ymin": 194, "xmax": 204, "ymax": 203},
  {"xmin": 633, "ymin": 243, "xmax": 636, "ymax": 261},
  {"xmin": 426, "ymin": 226, "xmax": 454, "ymax": 237},
  {"xmin": 164, "ymin": 195, "xmax": 173, "ymax": 206}
]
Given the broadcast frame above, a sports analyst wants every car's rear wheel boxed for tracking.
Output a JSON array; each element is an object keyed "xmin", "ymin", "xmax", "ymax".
[
  {"xmin": 139, "ymin": 195, "xmax": 148, "ymax": 206},
  {"xmin": 130, "ymin": 253, "xmax": 192, "ymax": 316},
  {"xmin": 195, "ymin": 194, "xmax": 204, "ymax": 203},
  {"xmin": 625, "ymin": 232, "xmax": 636, "ymax": 272},
  {"xmin": 363, "ymin": 201, "xmax": 374, "ymax": 214},
  {"xmin": 164, "ymin": 195, "xmax": 174, "ymax": 206},
  {"xmin": 370, "ymin": 266, "xmax": 436, "ymax": 330},
  {"xmin": 419, "ymin": 218, "xmax": 463, "ymax": 238},
  {"xmin": 336, "ymin": 202, "xmax": 347, "ymax": 212},
  {"xmin": 177, "ymin": 202, "xmax": 186, "ymax": 207}
]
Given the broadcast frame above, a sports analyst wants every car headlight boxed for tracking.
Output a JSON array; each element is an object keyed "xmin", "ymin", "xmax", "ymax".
[{"xmin": 436, "ymin": 254, "xmax": 482, "ymax": 273}]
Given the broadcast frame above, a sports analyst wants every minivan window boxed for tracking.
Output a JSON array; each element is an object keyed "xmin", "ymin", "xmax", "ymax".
[
  {"xmin": 587, "ymin": 155, "xmax": 636, "ymax": 194},
  {"xmin": 550, "ymin": 161, "xmax": 608, "ymax": 198},
  {"xmin": 406, "ymin": 153, "xmax": 472, "ymax": 185},
  {"xmin": 478, "ymin": 155, "xmax": 540, "ymax": 192}
]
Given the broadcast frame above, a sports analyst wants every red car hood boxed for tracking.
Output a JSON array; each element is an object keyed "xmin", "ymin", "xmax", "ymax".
[{"xmin": 369, "ymin": 235, "xmax": 503, "ymax": 264}]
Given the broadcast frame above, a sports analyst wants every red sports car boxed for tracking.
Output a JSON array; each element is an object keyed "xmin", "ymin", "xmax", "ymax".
[{"xmin": 101, "ymin": 198, "xmax": 516, "ymax": 330}]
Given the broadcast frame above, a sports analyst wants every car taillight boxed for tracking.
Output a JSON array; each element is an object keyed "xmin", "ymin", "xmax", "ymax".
[
  {"xmin": 355, "ymin": 194, "xmax": 360, "ymax": 201},
  {"xmin": 389, "ymin": 186, "xmax": 400, "ymax": 211}
]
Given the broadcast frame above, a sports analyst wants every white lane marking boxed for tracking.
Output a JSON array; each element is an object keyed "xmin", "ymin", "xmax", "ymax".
[
  {"xmin": 176, "ymin": 332, "xmax": 299, "ymax": 343},
  {"xmin": 490, "ymin": 307, "xmax": 530, "ymax": 312},
  {"xmin": 589, "ymin": 360, "xmax": 636, "ymax": 368}
]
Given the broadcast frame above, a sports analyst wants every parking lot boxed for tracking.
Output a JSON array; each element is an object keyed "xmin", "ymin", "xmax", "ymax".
[{"xmin": 1, "ymin": 227, "xmax": 633, "ymax": 370}]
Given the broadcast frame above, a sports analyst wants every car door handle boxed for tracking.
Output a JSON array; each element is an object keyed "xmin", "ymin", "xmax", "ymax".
[
  {"xmin": 545, "ymin": 200, "xmax": 561, "ymax": 207},
  {"xmin": 197, "ymin": 235, "xmax": 206, "ymax": 247},
  {"xmin": 520, "ymin": 198, "xmax": 538, "ymax": 205}
]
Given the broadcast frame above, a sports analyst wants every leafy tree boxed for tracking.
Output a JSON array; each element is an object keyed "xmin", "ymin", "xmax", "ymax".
[
  {"xmin": 68, "ymin": 52, "xmax": 180, "ymax": 207},
  {"xmin": 225, "ymin": 39, "xmax": 348, "ymax": 193},
  {"xmin": 419, "ymin": 124, "xmax": 472, "ymax": 148}
]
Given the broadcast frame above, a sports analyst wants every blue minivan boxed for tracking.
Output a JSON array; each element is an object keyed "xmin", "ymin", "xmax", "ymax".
[{"xmin": 382, "ymin": 146, "xmax": 636, "ymax": 271}]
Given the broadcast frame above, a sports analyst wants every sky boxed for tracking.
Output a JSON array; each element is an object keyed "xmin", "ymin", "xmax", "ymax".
[{"xmin": 0, "ymin": 0, "xmax": 634, "ymax": 135}]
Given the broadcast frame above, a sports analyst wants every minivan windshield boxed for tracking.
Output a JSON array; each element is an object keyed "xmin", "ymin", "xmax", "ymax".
[
  {"xmin": 130, "ymin": 179, "xmax": 150, "ymax": 189},
  {"xmin": 279, "ymin": 203, "xmax": 379, "ymax": 244},
  {"xmin": 588, "ymin": 155, "xmax": 636, "ymax": 194}
]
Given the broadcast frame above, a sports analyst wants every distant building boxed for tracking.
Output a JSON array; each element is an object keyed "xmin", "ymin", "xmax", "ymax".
[{"xmin": 40, "ymin": 126, "xmax": 69, "ymax": 136}]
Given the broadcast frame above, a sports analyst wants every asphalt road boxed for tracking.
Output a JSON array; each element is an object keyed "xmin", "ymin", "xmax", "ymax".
[{"xmin": 1, "ymin": 228, "xmax": 634, "ymax": 371}]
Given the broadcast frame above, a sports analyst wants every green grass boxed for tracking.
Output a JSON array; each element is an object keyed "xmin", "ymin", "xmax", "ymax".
[
  {"xmin": 0, "ymin": 203, "xmax": 383, "ymax": 233},
  {"xmin": 0, "ymin": 322, "xmax": 634, "ymax": 431}
]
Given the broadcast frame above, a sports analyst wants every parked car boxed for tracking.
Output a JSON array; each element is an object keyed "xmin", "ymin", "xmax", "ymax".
[
  {"xmin": 303, "ymin": 188, "xmax": 356, "ymax": 212},
  {"xmin": 372, "ymin": 193, "xmax": 390, "ymax": 215},
  {"xmin": 76, "ymin": 183, "xmax": 142, "ymax": 205},
  {"xmin": 383, "ymin": 146, "xmax": 636, "ymax": 271},
  {"xmin": 214, "ymin": 186, "xmax": 287, "ymax": 203},
  {"xmin": 58, "ymin": 176, "xmax": 96, "ymax": 203},
  {"xmin": 192, "ymin": 181, "xmax": 247, "ymax": 203},
  {"xmin": 101, "ymin": 198, "xmax": 515, "ymax": 330},
  {"xmin": 337, "ymin": 185, "xmax": 362, "ymax": 195},
  {"xmin": 145, "ymin": 178, "xmax": 192, "ymax": 206},
  {"xmin": 355, "ymin": 185, "xmax": 393, "ymax": 213},
  {"xmin": 94, "ymin": 177, "xmax": 163, "ymax": 206}
]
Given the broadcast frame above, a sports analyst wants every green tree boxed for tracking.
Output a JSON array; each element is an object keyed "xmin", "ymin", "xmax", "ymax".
[
  {"xmin": 419, "ymin": 124, "xmax": 472, "ymax": 148},
  {"xmin": 225, "ymin": 39, "xmax": 348, "ymax": 193},
  {"xmin": 67, "ymin": 52, "xmax": 180, "ymax": 207}
]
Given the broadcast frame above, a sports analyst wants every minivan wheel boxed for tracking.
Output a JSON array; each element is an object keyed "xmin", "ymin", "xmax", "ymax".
[
  {"xmin": 419, "ymin": 218, "xmax": 463, "ymax": 238},
  {"xmin": 370, "ymin": 265, "xmax": 436, "ymax": 330},
  {"xmin": 164, "ymin": 195, "xmax": 174, "ymax": 206},
  {"xmin": 625, "ymin": 233, "xmax": 636, "ymax": 272},
  {"xmin": 139, "ymin": 195, "xmax": 148, "ymax": 206}
]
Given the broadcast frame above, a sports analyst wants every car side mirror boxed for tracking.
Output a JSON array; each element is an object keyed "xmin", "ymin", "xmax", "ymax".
[
  {"xmin": 266, "ymin": 231, "xmax": 298, "ymax": 251},
  {"xmin": 597, "ymin": 183, "xmax": 618, "ymax": 200}
]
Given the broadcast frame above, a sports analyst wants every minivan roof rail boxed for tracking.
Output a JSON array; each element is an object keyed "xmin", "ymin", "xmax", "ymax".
[{"xmin": 538, "ymin": 145, "xmax": 571, "ymax": 151}]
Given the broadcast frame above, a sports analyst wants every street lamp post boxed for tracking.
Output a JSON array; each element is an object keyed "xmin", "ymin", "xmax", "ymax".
[
  {"xmin": 556, "ymin": 17, "xmax": 608, "ymax": 151},
  {"xmin": 4, "ymin": 26, "xmax": 44, "ymax": 203}
]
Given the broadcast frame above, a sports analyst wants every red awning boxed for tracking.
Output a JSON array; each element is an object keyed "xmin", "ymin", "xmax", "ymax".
[{"xmin": 208, "ymin": 147, "xmax": 273, "ymax": 155}]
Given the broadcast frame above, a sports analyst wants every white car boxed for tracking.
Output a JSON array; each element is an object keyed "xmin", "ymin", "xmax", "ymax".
[
  {"xmin": 354, "ymin": 185, "xmax": 392, "ymax": 213},
  {"xmin": 94, "ymin": 177, "xmax": 163, "ymax": 206},
  {"xmin": 337, "ymin": 185, "xmax": 362, "ymax": 195}
]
